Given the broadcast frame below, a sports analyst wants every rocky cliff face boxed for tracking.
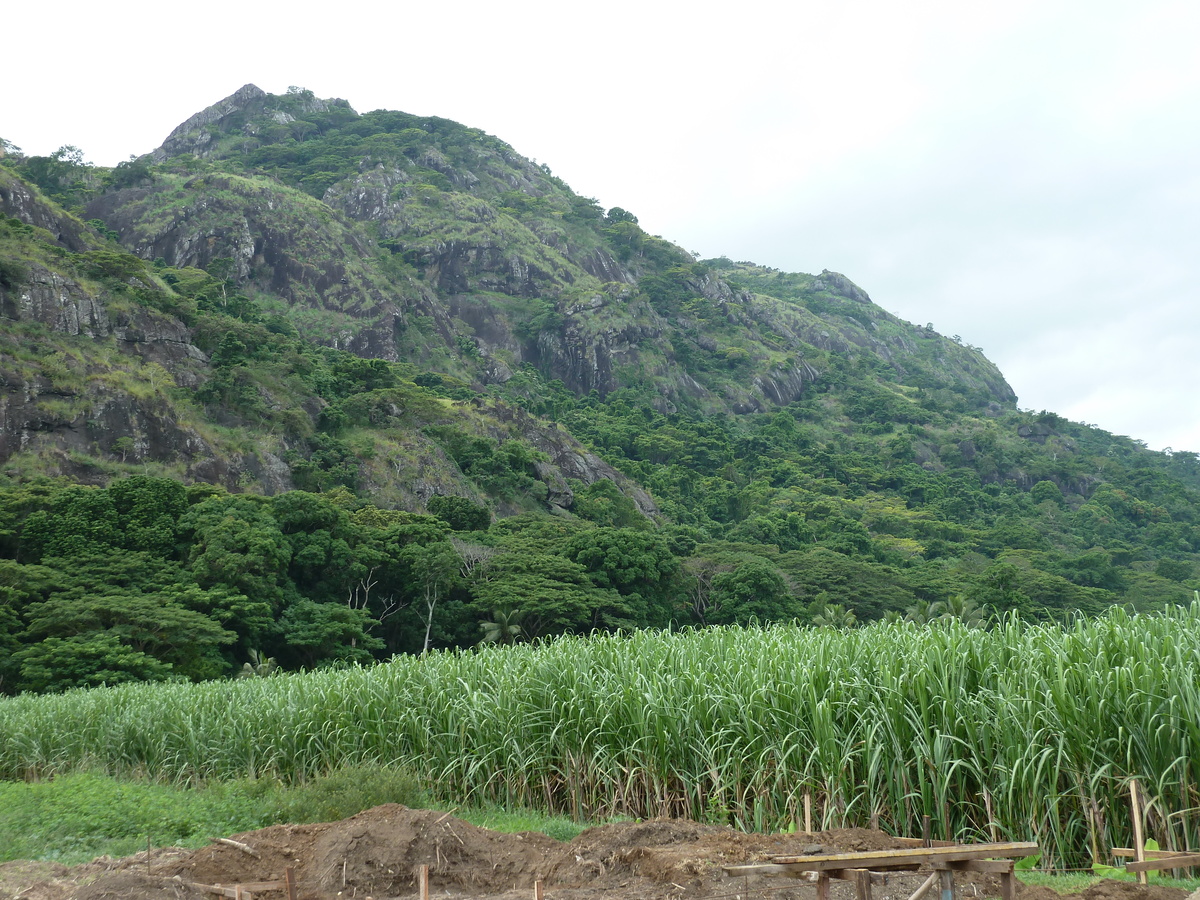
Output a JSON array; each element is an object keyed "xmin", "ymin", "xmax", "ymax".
[
  {"xmin": 0, "ymin": 167, "xmax": 662, "ymax": 514},
  {"xmin": 0, "ymin": 168, "xmax": 94, "ymax": 252},
  {"xmin": 78, "ymin": 86, "xmax": 1016, "ymax": 417},
  {"xmin": 0, "ymin": 86, "xmax": 1023, "ymax": 512}
]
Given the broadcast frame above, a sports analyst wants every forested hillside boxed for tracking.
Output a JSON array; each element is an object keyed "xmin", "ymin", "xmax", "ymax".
[{"xmin": 0, "ymin": 86, "xmax": 1197, "ymax": 693}]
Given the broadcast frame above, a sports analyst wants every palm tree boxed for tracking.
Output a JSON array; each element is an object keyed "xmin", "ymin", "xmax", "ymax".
[
  {"xmin": 811, "ymin": 603, "xmax": 858, "ymax": 630},
  {"xmin": 238, "ymin": 648, "xmax": 278, "ymax": 678},
  {"xmin": 479, "ymin": 608, "xmax": 524, "ymax": 645},
  {"xmin": 938, "ymin": 595, "xmax": 988, "ymax": 629},
  {"xmin": 905, "ymin": 599, "xmax": 943, "ymax": 625}
]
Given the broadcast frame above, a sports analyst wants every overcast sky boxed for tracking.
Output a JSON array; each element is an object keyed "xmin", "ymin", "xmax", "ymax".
[{"xmin": 5, "ymin": 0, "xmax": 1198, "ymax": 452}]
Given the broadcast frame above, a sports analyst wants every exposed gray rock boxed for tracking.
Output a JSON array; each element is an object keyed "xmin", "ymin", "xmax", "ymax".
[{"xmin": 0, "ymin": 170, "xmax": 94, "ymax": 251}]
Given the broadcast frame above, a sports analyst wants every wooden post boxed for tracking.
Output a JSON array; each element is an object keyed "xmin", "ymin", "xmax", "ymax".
[
  {"xmin": 1000, "ymin": 864, "xmax": 1015, "ymax": 900},
  {"xmin": 816, "ymin": 872, "xmax": 830, "ymax": 900},
  {"xmin": 1130, "ymin": 779, "xmax": 1148, "ymax": 885},
  {"xmin": 533, "ymin": 879, "xmax": 544, "ymax": 900},
  {"xmin": 853, "ymin": 868, "xmax": 873, "ymax": 900},
  {"xmin": 285, "ymin": 867, "xmax": 297, "ymax": 900},
  {"xmin": 938, "ymin": 867, "xmax": 955, "ymax": 900},
  {"xmin": 419, "ymin": 864, "xmax": 430, "ymax": 900},
  {"xmin": 922, "ymin": 816, "xmax": 932, "ymax": 849},
  {"xmin": 805, "ymin": 791, "xmax": 813, "ymax": 834}
]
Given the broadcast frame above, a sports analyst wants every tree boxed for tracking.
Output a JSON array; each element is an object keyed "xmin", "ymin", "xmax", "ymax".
[
  {"xmin": 478, "ymin": 608, "xmax": 524, "ymax": 645},
  {"xmin": 470, "ymin": 552, "xmax": 631, "ymax": 638},
  {"xmin": 938, "ymin": 595, "xmax": 987, "ymax": 628},
  {"xmin": 277, "ymin": 600, "xmax": 383, "ymax": 668},
  {"xmin": 428, "ymin": 495, "xmax": 490, "ymax": 532},
  {"xmin": 14, "ymin": 633, "xmax": 174, "ymax": 693},
  {"xmin": 811, "ymin": 603, "xmax": 858, "ymax": 629},
  {"xmin": 566, "ymin": 528, "xmax": 680, "ymax": 627},
  {"xmin": 239, "ymin": 648, "xmax": 279, "ymax": 678},
  {"xmin": 400, "ymin": 541, "xmax": 461, "ymax": 653},
  {"xmin": 604, "ymin": 207, "xmax": 638, "ymax": 225},
  {"xmin": 21, "ymin": 551, "xmax": 238, "ymax": 680},
  {"xmin": 108, "ymin": 476, "xmax": 188, "ymax": 556},
  {"xmin": 683, "ymin": 556, "xmax": 735, "ymax": 626},
  {"xmin": 181, "ymin": 497, "xmax": 292, "ymax": 622},
  {"xmin": 707, "ymin": 561, "xmax": 800, "ymax": 625},
  {"xmin": 905, "ymin": 599, "xmax": 942, "ymax": 625}
]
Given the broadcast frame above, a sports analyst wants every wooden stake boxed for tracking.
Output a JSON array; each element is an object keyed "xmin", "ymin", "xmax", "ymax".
[
  {"xmin": 1130, "ymin": 779, "xmax": 1148, "ymax": 885},
  {"xmin": 908, "ymin": 871, "xmax": 939, "ymax": 900},
  {"xmin": 922, "ymin": 816, "xmax": 932, "ymax": 849},
  {"xmin": 805, "ymin": 791, "xmax": 813, "ymax": 834},
  {"xmin": 938, "ymin": 867, "xmax": 955, "ymax": 900},
  {"xmin": 533, "ymin": 879, "xmax": 544, "ymax": 900},
  {"xmin": 285, "ymin": 867, "xmax": 297, "ymax": 900},
  {"xmin": 816, "ymin": 872, "xmax": 830, "ymax": 900},
  {"xmin": 419, "ymin": 864, "xmax": 430, "ymax": 900}
]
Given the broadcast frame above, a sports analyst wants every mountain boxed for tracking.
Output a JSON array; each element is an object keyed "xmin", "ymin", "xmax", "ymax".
[{"xmin": 0, "ymin": 86, "xmax": 1196, "ymax": 692}]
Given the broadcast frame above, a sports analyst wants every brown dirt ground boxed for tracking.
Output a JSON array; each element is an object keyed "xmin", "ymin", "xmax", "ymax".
[{"xmin": 0, "ymin": 806, "xmax": 1190, "ymax": 900}]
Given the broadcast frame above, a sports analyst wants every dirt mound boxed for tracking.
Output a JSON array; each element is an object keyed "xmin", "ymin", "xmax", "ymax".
[
  {"xmin": 308, "ymin": 805, "xmax": 563, "ymax": 896},
  {"xmin": 166, "ymin": 822, "xmax": 326, "ymax": 888},
  {"xmin": 1082, "ymin": 882, "xmax": 1188, "ymax": 900},
  {"xmin": 70, "ymin": 873, "xmax": 212, "ymax": 900},
  {"xmin": 0, "ymin": 861, "xmax": 73, "ymax": 900},
  {"xmin": 4, "ymin": 807, "xmax": 1195, "ymax": 900}
]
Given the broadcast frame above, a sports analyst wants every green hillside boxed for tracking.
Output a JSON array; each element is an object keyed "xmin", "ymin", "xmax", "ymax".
[{"xmin": 0, "ymin": 86, "xmax": 1197, "ymax": 693}]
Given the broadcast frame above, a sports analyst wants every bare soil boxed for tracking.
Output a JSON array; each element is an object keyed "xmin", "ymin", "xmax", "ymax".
[{"xmin": 0, "ymin": 806, "xmax": 1189, "ymax": 900}]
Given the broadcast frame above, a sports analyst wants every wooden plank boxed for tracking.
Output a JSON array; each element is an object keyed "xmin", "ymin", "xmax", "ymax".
[
  {"xmin": 225, "ymin": 888, "xmax": 283, "ymax": 897},
  {"xmin": 770, "ymin": 841, "xmax": 1039, "ymax": 869},
  {"xmin": 285, "ymin": 867, "xmax": 297, "ymax": 900},
  {"xmin": 1130, "ymin": 779, "xmax": 1147, "ymax": 886},
  {"xmin": 724, "ymin": 865, "xmax": 910, "ymax": 881},
  {"xmin": 940, "ymin": 860, "xmax": 1014, "ymax": 874},
  {"xmin": 834, "ymin": 869, "xmax": 894, "ymax": 885},
  {"xmin": 1126, "ymin": 853, "xmax": 1200, "ymax": 872},
  {"xmin": 534, "ymin": 879, "xmax": 544, "ymax": 900},
  {"xmin": 419, "ymin": 864, "xmax": 430, "ymax": 900},
  {"xmin": 1112, "ymin": 848, "xmax": 1197, "ymax": 859},
  {"xmin": 189, "ymin": 883, "xmax": 284, "ymax": 898},
  {"xmin": 724, "ymin": 864, "xmax": 820, "ymax": 877},
  {"xmin": 892, "ymin": 838, "xmax": 958, "ymax": 849}
]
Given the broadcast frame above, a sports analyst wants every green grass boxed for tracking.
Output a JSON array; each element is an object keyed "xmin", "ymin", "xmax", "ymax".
[
  {"xmin": 0, "ymin": 773, "xmax": 275, "ymax": 864},
  {"xmin": 455, "ymin": 806, "xmax": 597, "ymax": 843},
  {"xmin": 0, "ymin": 768, "xmax": 594, "ymax": 865},
  {"xmin": 0, "ymin": 766, "xmax": 417, "ymax": 864},
  {"xmin": 1018, "ymin": 871, "xmax": 1200, "ymax": 894}
]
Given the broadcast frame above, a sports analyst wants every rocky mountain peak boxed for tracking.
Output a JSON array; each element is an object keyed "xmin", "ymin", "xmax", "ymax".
[{"xmin": 153, "ymin": 84, "xmax": 268, "ymax": 157}]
